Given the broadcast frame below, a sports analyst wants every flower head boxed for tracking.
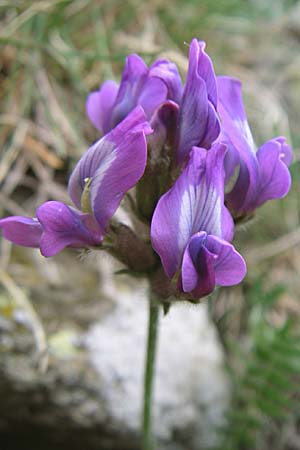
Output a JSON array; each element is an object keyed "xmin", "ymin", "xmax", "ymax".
[{"xmin": 1, "ymin": 38, "xmax": 293, "ymax": 302}]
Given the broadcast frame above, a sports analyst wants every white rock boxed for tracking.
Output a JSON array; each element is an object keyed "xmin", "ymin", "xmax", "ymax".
[{"xmin": 86, "ymin": 271, "xmax": 229, "ymax": 449}]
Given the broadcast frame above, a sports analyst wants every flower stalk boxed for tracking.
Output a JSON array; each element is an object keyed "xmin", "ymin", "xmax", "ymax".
[{"xmin": 142, "ymin": 294, "xmax": 160, "ymax": 450}]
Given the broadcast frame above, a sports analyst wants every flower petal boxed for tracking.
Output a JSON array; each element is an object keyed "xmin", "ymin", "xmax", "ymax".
[
  {"xmin": 109, "ymin": 54, "xmax": 148, "ymax": 127},
  {"xmin": 200, "ymin": 100, "xmax": 221, "ymax": 149},
  {"xmin": 274, "ymin": 136, "xmax": 293, "ymax": 166},
  {"xmin": 0, "ymin": 216, "xmax": 42, "ymax": 247},
  {"xmin": 181, "ymin": 232, "xmax": 216, "ymax": 298},
  {"xmin": 149, "ymin": 59, "xmax": 183, "ymax": 103},
  {"xmin": 86, "ymin": 80, "xmax": 119, "ymax": 134},
  {"xmin": 192, "ymin": 40, "xmax": 218, "ymax": 108},
  {"xmin": 205, "ymin": 235, "xmax": 246, "ymax": 285},
  {"xmin": 151, "ymin": 142, "xmax": 232, "ymax": 278},
  {"xmin": 176, "ymin": 40, "xmax": 219, "ymax": 165},
  {"xmin": 217, "ymin": 76, "xmax": 259, "ymax": 213},
  {"xmin": 223, "ymin": 138, "xmax": 240, "ymax": 182},
  {"xmin": 217, "ymin": 76, "xmax": 255, "ymax": 149},
  {"xmin": 37, "ymin": 201, "xmax": 102, "ymax": 257},
  {"xmin": 222, "ymin": 206, "xmax": 234, "ymax": 242},
  {"xmin": 176, "ymin": 75, "xmax": 208, "ymax": 164},
  {"xmin": 68, "ymin": 106, "xmax": 152, "ymax": 210},
  {"xmin": 148, "ymin": 100, "xmax": 179, "ymax": 154},
  {"xmin": 255, "ymin": 138, "xmax": 292, "ymax": 207},
  {"xmin": 226, "ymin": 157, "xmax": 257, "ymax": 213},
  {"xmin": 180, "ymin": 232, "xmax": 246, "ymax": 299},
  {"xmin": 137, "ymin": 76, "xmax": 167, "ymax": 118}
]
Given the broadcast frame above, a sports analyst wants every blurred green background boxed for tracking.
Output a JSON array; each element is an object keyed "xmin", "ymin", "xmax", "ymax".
[{"xmin": 1, "ymin": 1, "xmax": 300, "ymax": 449}]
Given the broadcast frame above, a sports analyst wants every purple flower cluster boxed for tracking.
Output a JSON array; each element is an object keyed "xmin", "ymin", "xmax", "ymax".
[{"xmin": 0, "ymin": 39, "xmax": 293, "ymax": 302}]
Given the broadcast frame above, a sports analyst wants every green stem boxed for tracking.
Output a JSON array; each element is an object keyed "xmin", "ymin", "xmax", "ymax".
[{"xmin": 142, "ymin": 293, "xmax": 160, "ymax": 450}]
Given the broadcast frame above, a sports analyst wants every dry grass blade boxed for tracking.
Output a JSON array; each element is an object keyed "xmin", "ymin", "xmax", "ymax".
[
  {"xmin": 35, "ymin": 67, "xmax": 84, "ymax": 153},
  {"xmin": 0, "ymin": 267, "xmax": 48, "ymax": 372},
  {"xmin": 24, "ymin": 133, "xmax": 64, "ymax": 169},
  {"xmin": 0, "ymin": 121, "xmax": 29, "ymax": 184},
  {"xmin": 0, "ymin": 0, "xmax": 61, "ymax": 37},
  {"xmin": 247, "ymin": 226, "xmax": 300, "ymax": 264},
  {"xmin": 0, "ymin": 115, "xmax": 64, "ymax": 152},
  {"xmin": 0, "ymin": 192, "xmax": 29, "ymax": 215}
]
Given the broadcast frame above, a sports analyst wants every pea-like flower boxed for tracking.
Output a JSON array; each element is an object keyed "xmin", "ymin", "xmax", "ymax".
[
  {"xmin": 0, "ymin": 107, "xmax": 152, "ymax": 257},
  {"xmin": 142, "ymin": 38, "xmax": 221, "ymax": 166},
  {"xmin": 151, "ymin": 143, "xmax": 246, "ymax": 300},
  {"xmin": 217, "ymin": 76, "xmax": 293, "ymax": 218},
  {"xmin": 87, "ymin": 39, "xmax": 220, "ymax": 167},
  {"xmin": 174, "ymin": 39, "xmax": 220, "ymax": 165},
  {"xmin": 134, "ymin": 39, "xmax": 221, "ymax": 220},
  {"xmin": 86, "ymin": 55, "xmax": 182, "ymax": 135}
]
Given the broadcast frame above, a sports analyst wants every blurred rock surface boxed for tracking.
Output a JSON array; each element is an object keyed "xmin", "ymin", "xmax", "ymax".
[{"xmin": 0, "ymin": 254, "xmax": 228, "ymax": 450}]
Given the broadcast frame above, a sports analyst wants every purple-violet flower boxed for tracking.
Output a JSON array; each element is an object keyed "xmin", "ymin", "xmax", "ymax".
[
  {"xmin": 86, "ymin": 54, "xmax": 182, "ymax": 135},
  {"xmin": 151, "ymin": 143, "xmax": 246, "ymax": 300},
  {"xmin": 135, "ymin": 39, "xmax": 221, "ymax": 220},
  {"xmin": 174, "ymin": 38, "xmax": 220, "ymax": 165},
  {"xmin": 0, "ymin": 107, "xmax": 152, "ymax": 257},
  {"xmin": 87, "ymin": 39, "xmax": 220, "ymax": 168},
  {"xmin": 217, "ymin": 76, "xmax": 293, "ymax": 218}
]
